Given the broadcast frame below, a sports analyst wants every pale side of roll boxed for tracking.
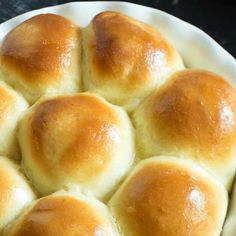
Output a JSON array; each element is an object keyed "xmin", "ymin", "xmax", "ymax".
[
  {"xmin": 0, "ymin": 81, "xmax": 28, "ymax": 159},
  {"xmin": 0, "ymin": 156, "xmax": 36, "ymax": 235}
]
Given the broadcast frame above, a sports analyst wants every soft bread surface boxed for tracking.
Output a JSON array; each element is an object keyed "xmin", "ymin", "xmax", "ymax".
[
  {"xmin": 0, "ymin": 13, "xmax": 81, "ymax": 103},
  {"xmin": 133, "ymin": 69, "xmax": 236, "ymax": 188},
  {"xmin": 0, "ymin": 11, "xmax": 234, "ymax": 236},
  {"xmin": 109, "ymin": 157, "xmax": 228, "ymax": 236},
  {"xmin": 5, "ymin": 189, "xmax": 118, "ymax": 236},
  {"xmin": 0, "ymin": 156, "xmax": 35, "ymax": 233},
  {"xmin": 83, "ymin": 11, "xmax": 184, "ymax": 111},
  {"xmin": 0, "ymin": 81, "xmax": 28, "ymax": 159},
  {"xmin": 18, "ymin": 92, "xmax": 134, "ymax": 198}
]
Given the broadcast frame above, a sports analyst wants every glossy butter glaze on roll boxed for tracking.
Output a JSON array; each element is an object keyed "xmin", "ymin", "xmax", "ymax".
[
  {"xmin": 0, "ymin": 14, "xmax": 81, "ymax": 104},
  {"xmin": 83, "ymin": 11, "xmax": 184, "ymax": 111},
  {"xmin": 0, "ymin": 156, "xmax": 36, "ymax": 234},
  {"xmin": 0, "ymin": 81, "xmax": 28, "ymax": 159},
  {"xmin": 5, "ymin": 189, "xmax": 119, "ymax": 236},
  {"xmin": 133, "ymin": 69, "xmax": 236, "ymax": 188},
  {"xmin": 0, "ymin": 10, "xmax": 233, "ymax": 236},
  {"xmin": 18, "ymin": 92, "xmax": 134, "ymax": 198},
  {"xmin": 109, "ymin": 157, "xmax": 228, "ymax": 236}
]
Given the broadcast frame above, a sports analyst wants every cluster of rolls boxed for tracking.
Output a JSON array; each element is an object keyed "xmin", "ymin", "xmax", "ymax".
[{"xmin": 0, "ymin": 11, "xmax": 235, "ymax": 236}]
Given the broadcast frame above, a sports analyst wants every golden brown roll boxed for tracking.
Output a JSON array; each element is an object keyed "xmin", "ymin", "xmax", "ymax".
[
  {"xmin": 0, "ymin": 81, "xmax": 28, "ymax": 159},
  {"xmin": 0, "ymin": 13, "xmax": 81, "ymax": 104},
  {"xmin": 83, "ymin": 11, "xmax": 184, "ymax": 111},
  {"xmin": 5, "ymin": 188, "xmax": 119, "ymax": 236},
  {"xmin": 18, "ymin": 92, "xmax": 134, "ymax": 198},
  {"xmin": 0, "ymin": 156, "xmax": 36, "ymax": 234},
  {"xmin": 109, "ymin": 156, "xmax": 228, "ymax": 236},
  {"xmin": 133, "ymin": 69, "xmax": 236, "ymax": 188}
]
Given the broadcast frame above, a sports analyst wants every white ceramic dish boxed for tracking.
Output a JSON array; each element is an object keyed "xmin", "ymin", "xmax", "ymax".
[{"xmin": 0, "ymin": 2, "xmax": 235, "ymax": 235}]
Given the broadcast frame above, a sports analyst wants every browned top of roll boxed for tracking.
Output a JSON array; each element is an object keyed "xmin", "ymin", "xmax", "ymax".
[
  {"xmin": 110, "ymin": 158, "xmax": 227, "ymax": 236},
  {"xmin": 0, "ymin": 13, "xmax": 79, "ymax": 85},
  {"xmin": 88, "ymin": 11, "xmax": 182, "ymax": 90},
  {"xmin": 9, "ymin": 195, "xmax": 114, "ymax": 236},
  {"xmin": 146, "ymin": 69, "xmax": 236, "ymax": 164},
  {"xmin": 0, "ymin": 156, "xmax": 35, "ymax": 229},
  {"xmin": 26, "ymin": 93, "xmax": 122, "ymax": 178}
]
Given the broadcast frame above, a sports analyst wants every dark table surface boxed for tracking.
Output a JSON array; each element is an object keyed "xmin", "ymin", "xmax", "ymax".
[{"xmin": 0, "ymin": 0, "xmax": 235, "ymax": 58}]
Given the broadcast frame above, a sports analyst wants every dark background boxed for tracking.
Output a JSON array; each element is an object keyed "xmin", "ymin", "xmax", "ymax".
[{"xmin": 0, "ymin": 0, "xmax": 235, "ymax": 58}]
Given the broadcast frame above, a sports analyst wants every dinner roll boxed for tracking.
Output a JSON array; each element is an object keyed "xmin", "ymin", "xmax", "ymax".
[
  {"xmin": 0, "ymin": 156, "xmax": 35, "ymax": 234},
  {"xmin": 0, "ymin": 81, "xmax": 28, "ymax": 159},
  {"xmin": 133, "ymin": 69, "xmax": 236, "ymax": 188},
  {"xmin": 109, "ymin": 156, "xmax": 228, "ymax": 236},
  {"xmin": 18, "ymin": 92, "xmax": 134, "ymax": 198},
  {"xmin": 0, "ymin": 14, "xmax": 81, "ymax": 104},
  {"xmin": 83, "ymin": 11, "xmax": 184, "ymax": 111},
  {"xmin": 5, "ymin": 188, "xmax": 119, "ymax": 236}
]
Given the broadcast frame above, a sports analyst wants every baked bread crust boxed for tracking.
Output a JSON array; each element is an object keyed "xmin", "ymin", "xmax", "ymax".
[{"xmin": 0, "ymin": 11, "xmax": 234, "ymax": 236}]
